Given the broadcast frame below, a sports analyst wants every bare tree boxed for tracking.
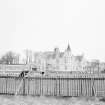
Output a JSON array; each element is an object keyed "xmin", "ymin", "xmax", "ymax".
[
  {"xmin": 24, "ymin": 49, "xmax": 32, "ymax": 64},
  {"xmin": 0, "ymin": 51, "xmax": 20, "ymax": 64}
]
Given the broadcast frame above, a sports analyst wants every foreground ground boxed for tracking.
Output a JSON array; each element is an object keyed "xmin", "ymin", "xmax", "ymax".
[{"xmin": 0, "ymin": 95, "xmax": 105, "ymax": 105}]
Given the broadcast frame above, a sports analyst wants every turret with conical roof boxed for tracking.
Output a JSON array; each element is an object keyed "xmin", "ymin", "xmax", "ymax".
[
  {"xmin": 67, "ymin": 43, "xmax": 71, "ymax": 52},
  {"xmin": 64, "ymin": 43, "xmax": 72, "ymax": 57}
]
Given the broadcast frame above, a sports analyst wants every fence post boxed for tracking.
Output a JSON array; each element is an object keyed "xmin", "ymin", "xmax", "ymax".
[
  {"xmin": 80, "ymin": 78, "xmax": 83, "ymax": 96},
  {"xmin": 5, "ymin": 77, "xmax": 7, "ymax": 95},
  {"xmin": 28, "ymin": 78, "xmax": 30, "ymax": 95},
  {"xmin": 23, "ymin": 78, "xmax": 25, "ymax": 96},
  {"xmin": 59, "ymin": 76, "xmax": 60, "ymax": 96}
]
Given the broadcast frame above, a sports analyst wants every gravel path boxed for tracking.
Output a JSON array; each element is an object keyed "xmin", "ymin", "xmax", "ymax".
[{"xmin": 0, "ymin": 96, "xmax": 105, "ymax": 105}]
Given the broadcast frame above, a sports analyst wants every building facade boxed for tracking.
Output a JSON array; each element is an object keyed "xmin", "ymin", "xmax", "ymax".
[{"xmin": 33, "ymin": 44, "xmax": 88, "ymax": 72}]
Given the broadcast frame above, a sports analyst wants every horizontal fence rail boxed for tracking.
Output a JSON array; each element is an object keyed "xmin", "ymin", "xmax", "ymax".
[{"xmin": 0, "ymin": 74, "xmax": 105, "ymax": 97}]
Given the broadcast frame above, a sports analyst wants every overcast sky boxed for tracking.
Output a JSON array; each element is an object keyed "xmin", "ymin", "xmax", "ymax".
[{"xmin": 0, "ymin": 0, "xmax": 105, "ymax": 61}]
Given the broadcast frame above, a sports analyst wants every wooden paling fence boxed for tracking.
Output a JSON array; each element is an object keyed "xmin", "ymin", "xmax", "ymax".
[{"xmin": 0, "ymin": 74, "xmax": 105, "ymax": 97}]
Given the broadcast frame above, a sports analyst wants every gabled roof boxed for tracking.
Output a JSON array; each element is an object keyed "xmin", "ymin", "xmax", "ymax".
[{"xmin": 75, "ymin": 55, "xmax": 83, "ymax": 62}]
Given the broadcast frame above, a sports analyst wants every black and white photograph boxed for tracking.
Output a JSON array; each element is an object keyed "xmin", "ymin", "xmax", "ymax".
[{"xmin": 0, "ymin": 0, "xmax": 105, "ymax": 105}]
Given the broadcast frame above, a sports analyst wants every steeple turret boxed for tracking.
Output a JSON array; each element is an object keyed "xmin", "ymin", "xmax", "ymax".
[{"xmin": 67, "ymin": 43, "xmax": 71, "ymax": 51}]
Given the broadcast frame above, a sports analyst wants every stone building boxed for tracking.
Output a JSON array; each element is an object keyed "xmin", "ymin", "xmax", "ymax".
[{"xmin": 33, "ymin": 44, "xmax": 88, "ymax": 72}]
